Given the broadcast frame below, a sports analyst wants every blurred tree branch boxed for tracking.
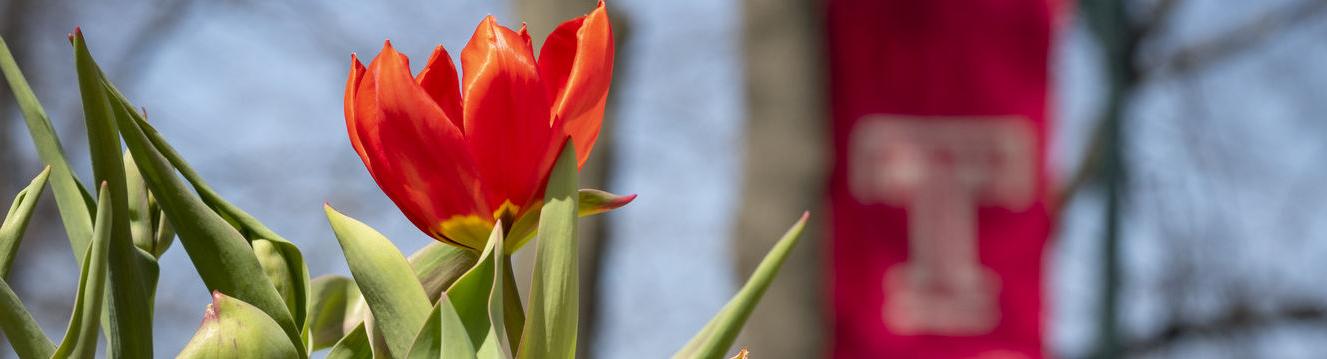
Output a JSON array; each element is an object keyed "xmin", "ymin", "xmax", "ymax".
[{"xmin": 1127, "ymin": 303, "xmax": 1327, "ymax": 356}]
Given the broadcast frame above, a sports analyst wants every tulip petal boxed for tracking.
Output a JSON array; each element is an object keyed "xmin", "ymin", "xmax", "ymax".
[
  {"xmin": 344, "ymin": 55, "xmax": 370, "ymax": 169},
  {"xmin": 461, "ymin": 16, "xmax": 556, "ymax": 212},
  {"xmin": 416, "ymin": 46, "xmax": 465, "ymax": 131},
  {"xmin": 539, "ymin": 2, "xmax": 614, "ymax": 167},
  {"xmin": 354, "ymin": 42, "xmax": 488, "ymax": 240}
]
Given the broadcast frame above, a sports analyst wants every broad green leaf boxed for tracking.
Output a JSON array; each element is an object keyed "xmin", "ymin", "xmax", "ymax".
[
  {"xmin": 72, "ymin": 30, "xmax": 155, "ymax": 359},
  {"xmin": 123, "ymin": 101, "xmax": 309, "ymax": 335},
  {"xmin": 410, "ymin": 242, "xmax": 479, "ymax": 302},
  {"xmin": 108, "ymin": 73, "xmax": 299, "ymax": 351},
  {"xmin": 325, "ymin": 205, "xmax": 432, "ymax": 358},
  {"xmin": 327, "ymin": 323, "xmax": 373, "ymax": 359},
  {"xmin": 0, "ymin": 278, "xmax": 54, "ymax": 359},
  {"xmin": 576, "ymin": 189, "xmax": 635, "ymax": 217},
  {"xmin": 309, "ymin": 275, "xmax": 361, "ymax": 351},
  {"xmin": 408, "ymin": 292, "xmax": 474, "ymax": 359},
  {"xmin": 254, "ymin": 239, "xmax": 298, "ymax": 318},
  {"xmin": 674, "ymin": 212, "xmax": 809, "ymax": 359},
  {"xmin": 0, "ymin": 167, "xmax": 49, "ymax": 277},
  {"xmin": 446, "ymin": 222, "xmax": 510, "ymax": 357},
  {"xmin": 176, "ymin": 291, "xmax": 301, "ymax": 359},
  {"xmin": 518, "ymin": 142, "xmax": 579, "ymax": 359},
  {"xmin": 336, "ymin": 242, "xmax": 478, "ymax": 351},
  {"xmin": 0, "ymin": 35, "xmax": 96, "ymax": 264},
  {"xmin": 53, "ymin": 182, "xmax": 113, "ymax": 359}
]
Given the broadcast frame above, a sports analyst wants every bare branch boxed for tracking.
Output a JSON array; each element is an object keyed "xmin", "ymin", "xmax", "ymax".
[{"xmin": 1155, "ymin": 0, "xmax": 1327, "ymax": 77}]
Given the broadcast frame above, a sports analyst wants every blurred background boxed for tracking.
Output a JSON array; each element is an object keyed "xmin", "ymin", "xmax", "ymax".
[{"xmin": 1, "ymin": 0, "xmax": 1326, "ymax": 358}]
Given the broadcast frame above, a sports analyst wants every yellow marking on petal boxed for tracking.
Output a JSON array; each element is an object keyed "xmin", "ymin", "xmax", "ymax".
[{"xmin": 436, "ymin": 215, "xmax": 494, "ymax": 250}]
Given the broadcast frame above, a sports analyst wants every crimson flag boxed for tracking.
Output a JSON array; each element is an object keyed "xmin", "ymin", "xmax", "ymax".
[{"xmin": 827, "ymin": 0, "xmax": 1059, "ymax": 358}]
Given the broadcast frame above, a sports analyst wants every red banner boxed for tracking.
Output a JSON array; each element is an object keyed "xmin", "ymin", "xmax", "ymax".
[{"xmin": 827, "ymin": 0, "xmax": 1057, "ymax": 358}]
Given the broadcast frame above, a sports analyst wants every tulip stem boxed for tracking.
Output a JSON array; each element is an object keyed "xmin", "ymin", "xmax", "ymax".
[{"xmin": 502, "ymin": 255, "xmax": 525, "ymax": 353}]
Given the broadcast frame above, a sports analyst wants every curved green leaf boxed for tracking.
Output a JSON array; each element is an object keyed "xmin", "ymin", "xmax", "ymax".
[
  {"xmin": 72, "ymin": 30, "xmax": 156, "ymax": 358},
  {"xmin": 309, "ymin": 275, "xmax": 361, "ymax": 351},
  {"xmin": 0, "ymin": 278, "xmax": 53, "ymax": 359},
  {"xmin": 53, "ymin": 182, "xmax": 113, "ymax": 359},
  {"xmin": 674, "ymin": 212, "xmax": 809, "ymax": 359},
  {"xmin": 518, "ymin": 142, "xmax": 579, "ymax": 359},
  {"xmin": 0, "ymin": 167, "xmax": 49, "ymax": 277},
  {"xmin": 446, "ymin": 222, "xmax": 510, "ymax": 357},
  {"xmin": 124, "ymin": 111, "xmax": 310, "ymax": 334},
  {"xmin": 325, "ymin": 205, "xmax": 432, "ymax": 358},
  {"xmin": 177, "ymin": 291, "xmax": 301, "ymax": 359},
  {"xmin": 0, "ymin": 35, "xmax": 95, "ymax": 264},
  {"xmin": 109, "ymin": 76, "xmax": 298, "ymax": 350},
  {"xmin": 327, "ymin": 323, "xmax": 372, "ymax": 359},
  {"xmin": 410, "ymin": 242, "xmax": 479, "ymax": 302},
  {"xmin": 577, "ymin": 189, "xmax": 635, "ymax": 217},
  {"xmin": 408, "ymin": 292, "xmax": 474, "ymax": 359}
]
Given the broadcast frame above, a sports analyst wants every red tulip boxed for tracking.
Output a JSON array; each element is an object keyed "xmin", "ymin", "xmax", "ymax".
[{"xmin": 344, "ymin": 2, "xmax": 613, "ymax": 250}]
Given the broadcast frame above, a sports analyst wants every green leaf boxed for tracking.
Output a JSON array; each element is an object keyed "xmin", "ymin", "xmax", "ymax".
[
  {"xmin": 0, "ymin": 278, "xmax": 54, "ymax": 359},
  {"xmin": 150, "ymin": 202, "xmax": 176, "ymax": 258},
  {"xmin": 122, "ymin": 99, "xmax": 310, "ymax": 337},
  {"xmin": 254, "ymin": 239, "xmax": 298, "ymax": 320},
  {"xmin": 327, "ymin": 323, "xmax": 373, "ymax": 359},
  {"xmin": 52, "ymin": 182, "xmax": 113, "ymax": 359},
  {"xmin": 72, "ymin": 30, "xmax": 156, "ymax": 359},
  {"xmin": 0, "ymin": 35, "xmax": 96, "ymax": 265},
  {"xmin": 504, "ymin": 188, "xmax": 633, "ymax": 252},
  {"xmin": 325, "ymin": 205, "xmax": 432, "ymax": 358},
  {"xmin": 518, "ymin": 142, "xmax": 579, "ymax": 359},
  {"xmin": 673, "ymin": 212, "xmax": 809, "ymax": 359},
  {"xmin": 409, "ymin": 242, "xmax": 479, "ymax": 302},
  {"xmin": 107, "ymin": 70, "xmax": 299, "ymax": 352},
  {"xmin": 123, "ymin": 151, "xmax": 157, "ymax": 256},
  {"xmin": 0, "ymin": 167, "xmax": 49, "ymax": 277},
  {"xmin": 446, "ymin": 222, "xmax": 510, "ymax": 357},
  {"xmin": 576, "ymin": 188, "xmax": 635, "ymax": 217},
  {"xmin": 309, "ymin": 275, "xmax": 361, "ymax": 351},
  {"xmin": 408, "ymin": 292, "xmax": 475, "ymax": 359},
  {"xmin": 176, "ymin": 291, "xmax": 301, "ymax": 359}
]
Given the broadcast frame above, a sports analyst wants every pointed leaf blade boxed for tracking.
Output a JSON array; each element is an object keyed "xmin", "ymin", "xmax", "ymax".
[
  {"xmin": 325, "ymin": 205, "xmax": 432, "ymax": 358},
  {"xmin": 577, "ymin": 188, "xmax": 634, "ymax": 217},
  {"xmin": 109, "ymin": 72, "xmax": 299, "ymax": 350},
  {"xmin": 0, "ymin": 167, "xmax": 50, "ymax": 276},
  {"xmin": 673, "ymin": 212, "xmax": 809, "ymax": 359},
  {"xmin": 0, "ymin": 35, "xmax": 95, "ymax": 263},
  {"xmin": 52, "ymin": 182, "xmax": 114, "ymax": 359},
  {"xmin": 518, "ymin": 142, "xmax": 580, "ymax": 359},
  {"xmin": 327, "ymin": 323, "xmax": 373, "ymax": 359}
]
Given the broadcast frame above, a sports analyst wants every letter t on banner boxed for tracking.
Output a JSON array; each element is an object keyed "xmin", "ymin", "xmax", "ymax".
[{"xmin": 827, "ymin": 1, "xmax": 1059, "ymax": 358}]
